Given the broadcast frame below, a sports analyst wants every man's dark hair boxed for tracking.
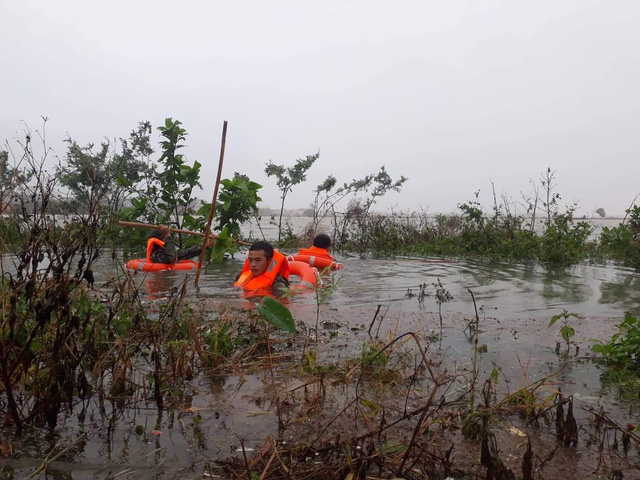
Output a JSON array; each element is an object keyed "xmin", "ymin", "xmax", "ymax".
[
  {"xmin": 313, "ymin": 233, "xmax": 331, "ymax": 249},
  {"xmin": 149, "ymin": 229, "xmax": 163, "ymax": 241},
  {"xmin": 249, "ymin": 241, "xmax": 274, "ymax": 259}
]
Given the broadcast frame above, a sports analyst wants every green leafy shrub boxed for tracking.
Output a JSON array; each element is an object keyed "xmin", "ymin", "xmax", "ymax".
[
  {"xmin": 591, "ymin": 311, "xmax": 640, "ymax": 371},
  {"xmin": 196, "ymin": 173, "xmax": 263, "ymax": 262},
  {"xmin": 539, "ymin": 210, "xmax": 593, "ymax": 264},
  {"xmin": 213, "ymin": 174, "xmax": 262, "ymax": 239},
  {"xmin": 600, "ymin": 205, "xmax": 640, "ymax": 267}
]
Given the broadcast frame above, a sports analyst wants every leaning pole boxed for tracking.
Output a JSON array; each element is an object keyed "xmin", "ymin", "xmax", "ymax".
[{"xmin": 194, "ymin": 120, "xmax": 228, "ymax": 287}]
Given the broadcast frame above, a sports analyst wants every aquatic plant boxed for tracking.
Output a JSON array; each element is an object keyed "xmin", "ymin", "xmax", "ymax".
[
  {"xmin": 549, "ymin": 310, "xmax": 580, "ymax": 354},
  {"xmin": 313, "ymin": 271, "xmax": 339, "ymax": 341},
  {"xmin": 433, "ymin": 278, "xmax": 454, "ymax": 330},
  {"xmin": 306, "ymin": 168, "xmax": 403, "ymax": 245},
  {"xmin": 539, "ymin": 207, "xmax": 593, "ymax": 264},
  {"xmin": 155, "ymin": 118, "xmax": 203, "ymax": 236}
]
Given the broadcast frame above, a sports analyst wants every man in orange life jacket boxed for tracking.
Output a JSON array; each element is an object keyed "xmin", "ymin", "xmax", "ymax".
[
  {"xmin": 148, "ymin": 225, "xmax": 213, "ymax": 264},
  {"xmin": 235, "ymin": 241, "xmax": 290, "ymax": 295},
  {"xmin": 298, "ymin": 233, "xmax": 335, "ymax": 261}
]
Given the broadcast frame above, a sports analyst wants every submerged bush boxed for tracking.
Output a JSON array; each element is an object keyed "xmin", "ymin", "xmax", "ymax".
[
  {"xmin": 353, "ymin": 204, "xmax": 595, "ymax": 265},
  {"xmin": 0, "ymin": 123, "xmax": 258, "ymax": 434},
  {"xmin": 539, "ymin": 210, "xmax": 593, "ymax": 264},
  {"xmin": 338, "ymin": 172, "xmax": 608, "ymax": 265},
  {"xmin": 600, "ymin": 205, "xmax": 640, "ymax": 267}
]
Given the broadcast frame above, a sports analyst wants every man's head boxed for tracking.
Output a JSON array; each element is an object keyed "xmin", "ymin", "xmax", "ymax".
[
  {"xmin": 248, "ymin": 241, "xmax": 274, "ymax": 277},
  {"xmin": 150, "ymin": 225, "xmax": 171, "ymax": 240},
  {"xmin": 313, "ymin": 233, "xmax": 331, "ymax": 250}
]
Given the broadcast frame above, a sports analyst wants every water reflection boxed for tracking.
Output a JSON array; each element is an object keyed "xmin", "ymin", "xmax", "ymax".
[
  {"xmin": 143, "ymin": 272, "xmax": 178, "ymax": 301},
  {"xmin": 274, "ymin": 256, "xmax": 640, "ymax": 320},
  {"xmin": 599, "ymin": 270, "xmax": 640, "ymax": 311},
  {"xmin": 539, "ymin": 266, "xmax": 593, "ymax": 305}
]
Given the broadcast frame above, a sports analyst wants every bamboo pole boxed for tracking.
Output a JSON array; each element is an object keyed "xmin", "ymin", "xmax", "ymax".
[
  {"xmin": 195, "ymin": 120, "xmax": 228, "ymax": 287},
  {"xmin": 116, "ymin": 220, "xmax": 251, "ymax": 246}
]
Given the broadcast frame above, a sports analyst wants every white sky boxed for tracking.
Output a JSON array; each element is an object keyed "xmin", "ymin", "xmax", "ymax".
[{"xmin": 2, "ymin": 0, "xmax": 639, "ymax": 216}]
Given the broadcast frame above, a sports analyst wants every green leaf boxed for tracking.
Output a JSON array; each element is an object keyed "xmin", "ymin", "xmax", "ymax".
[
  {"xmin": 361, "ymin": 398, "xmax": 381, "ymax": 416},
  {"xmin": 30, "ymin": 337, "xmax": 42, "ymax": 354},
  {"xmin": 256, "ymin": 297, "xmax": 296, "ymax": 334},
  {"xmin": 590, "ymin": 344, "xmax": 610, "ymax": 354},
  {"xmin": 377, "ymin": 440, "xmax": 406, "ymax": 454},
  {"xmin": 197, "ymin": 203, "xmax": 211, "ymax": 215},
  {"xmin": 560, "ymin": 326, "xmax": 575, "ymax": 342}
]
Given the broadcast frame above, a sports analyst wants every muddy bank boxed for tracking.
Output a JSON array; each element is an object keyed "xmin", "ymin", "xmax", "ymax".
[{"xmin": 2, "ymin": 296, "xmax": 638, "ymax": 479}]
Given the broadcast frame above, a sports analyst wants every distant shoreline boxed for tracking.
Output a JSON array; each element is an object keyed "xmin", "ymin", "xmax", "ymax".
[{"xmin": 259, "ymin": 211, "xmax": 627, "ymax": 221}]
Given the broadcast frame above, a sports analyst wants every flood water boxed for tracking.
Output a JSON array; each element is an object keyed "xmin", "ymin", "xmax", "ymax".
[
  {"xmin": 3, "ymin": 227, "xmax": 640, "ymax": 478},
  {"xmin": 135, "ymin": 251, "xmax": 640, "ymax": 321},
  {"xmin": 136, "ymin": 251, "xmax": 640, "ymax": 405}
]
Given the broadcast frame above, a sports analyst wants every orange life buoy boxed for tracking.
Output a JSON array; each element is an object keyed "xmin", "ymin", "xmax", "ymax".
[
  {"xmin": 125, "ymin": 258, "xmax": 199, "ymax": 272},
  {"xmin": 287, "ymin": 254, "xmax": 343, "ymax": 271},
  {"xmin": 288, "ymin": 261, "xmax": 319, "ymax": 289}
]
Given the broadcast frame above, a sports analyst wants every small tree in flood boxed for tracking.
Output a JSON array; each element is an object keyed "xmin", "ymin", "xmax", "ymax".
[
  {"xmin": 120, "ymin": 118, "xmax": 204, "ymax": 249},
  {"xmin": 155, "ymin": 118, "xmax": 202, "ymax": 238},
  {"xmin": 333, "ymin": 166, "xmax": 408, "ymax": 255},
  {"xmin": 265, "ymin": 152, "xmax": 319, "ymax": 242},
  {"xmin": 59, "ymin": 121, "xmax": 153, "ymax": 216}
]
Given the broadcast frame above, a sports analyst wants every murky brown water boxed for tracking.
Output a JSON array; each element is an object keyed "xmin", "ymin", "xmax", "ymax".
[{"xmin": 3, "ymin": 249, "xmax": 640, "ymax": 478}]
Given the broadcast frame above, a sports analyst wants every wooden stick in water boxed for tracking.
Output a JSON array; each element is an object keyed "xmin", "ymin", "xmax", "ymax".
[
  {"xmin": 195, "ymin": 120, "xmax": 228, "ymax": 287},
  {"xmin": 116, "ymin": 220, "xmax": 251, "ymax": 246}
]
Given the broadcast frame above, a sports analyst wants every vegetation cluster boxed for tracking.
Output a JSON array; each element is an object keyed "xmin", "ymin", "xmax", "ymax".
[
  {"xmin": 1, "ymin": 119, "xmax": 640, "ymax": 478},
  {"xmin": 3, "ymin": 120, "xmax": 640, "ymax": 268},
  {"xmin": 261, "ymin": 158, "xmax": 640, "ymax": 268},
  {"xmin": 338, "ymin": 170, "xmax": 638, "ymax": 266}
]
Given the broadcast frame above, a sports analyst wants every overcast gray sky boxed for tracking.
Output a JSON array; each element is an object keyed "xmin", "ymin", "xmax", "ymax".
[{"xmin": 2, "ymin": 0, "xmax": 639, "ymax": 216}]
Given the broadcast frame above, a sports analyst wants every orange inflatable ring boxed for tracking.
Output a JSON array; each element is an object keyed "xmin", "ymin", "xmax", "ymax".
[
  {"xmin": 288, "ymin": 260, "xmax": 319, "ymax": 289},
  {"xmin": 286, "ymin": 254, "xmax": 343, "ymax": 271},
  {"xmin": 125, "ymin": 258, "xmax": 199, "ymax": 272}
]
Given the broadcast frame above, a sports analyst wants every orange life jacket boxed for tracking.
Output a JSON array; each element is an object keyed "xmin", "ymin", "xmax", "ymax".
[
  {"xmin": 146, "ymin": 237, "xmax": 165, "ymax": 262},
  {"xmin": 234, "ymin": 251, "xmax": 290, "ymax": 294},
  {"xmin": 297, "ymin": 246, "xmax": 334, "ymax": 261}
]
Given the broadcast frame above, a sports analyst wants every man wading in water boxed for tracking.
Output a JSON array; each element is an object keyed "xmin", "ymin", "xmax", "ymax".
[
  {"xmin": 148, "ymin": 225, "xmax": 214, "ymax": 264},
  {"xmin": 234, "ymin": 241, "xmax": 290, "ymax": 297}
]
